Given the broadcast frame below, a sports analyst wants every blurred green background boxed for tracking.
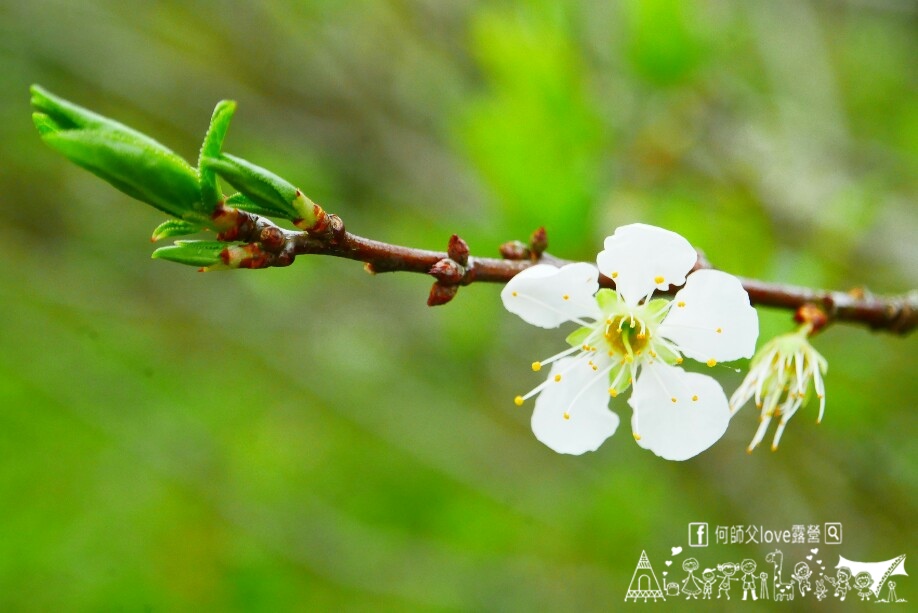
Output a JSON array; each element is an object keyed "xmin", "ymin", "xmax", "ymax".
[{"xmin": 1, "ymin": 0, "xmax": 916, "ymax": 609}]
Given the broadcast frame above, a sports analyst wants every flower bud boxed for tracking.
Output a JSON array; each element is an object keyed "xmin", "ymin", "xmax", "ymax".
[
  {"xmin": 499, "ymin": 240, "xmax": 530, "ymax": 260},
  {"xmin": 429, "ymin": 258, "xmax": 464, "ymax": 284},
  {"xmin": 447, "ymin": 234, "xmax": 469, "ymax": 266},
  {"xmin": 529, "ymin": 226, "xmax": 548, "ymax": 257},
  {"xmin": 427, "ymin": 282, "xmax": 459, "ymax": 306},
  {"xmin": 31, "ymin": 85, "xmax": 204, "ymax": 220}
]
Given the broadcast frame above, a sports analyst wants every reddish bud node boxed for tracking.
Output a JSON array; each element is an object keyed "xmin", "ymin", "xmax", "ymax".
[
  {"xmin": 499, "ymin": 240, "xmax": 530, "ymax": 261},
  {"xmin": 429, "ymin": 258, "xmax": 464, "ymax": 284},
  {"xmin": 427, "ymin": 282, "xmax": 458, "ymax": 307},
  {"xmin": 447, "ymin": 234, "xmax": 470, "ymax": 266},
  {"xmin": 259, "ymin": 226, "xmax": 285, "ymax": 251},
  {"xmin": 795, "ymin": 303, "xmax": 829, "ymax": 334},
  {"xmin": 529, "ymin": 227, "xmax": 548, "ymax": 257}
]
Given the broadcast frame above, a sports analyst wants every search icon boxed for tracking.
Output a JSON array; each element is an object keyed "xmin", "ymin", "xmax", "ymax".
[{"xmin": 825, "ymin": 522, "xmax": 843, "ymax": 544}]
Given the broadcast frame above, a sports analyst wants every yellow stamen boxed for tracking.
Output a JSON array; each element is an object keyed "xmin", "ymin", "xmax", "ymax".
[
  {"xmin": 611, "ymin": 272, "xmax": 618, "ymax": 279},
  {"xmin": 676, "ymin": 357, "xmax": 684, "ymax": 364},
  {"xmin": 514, "ymin": 396, "xmax": 523, "ymax": 406},
  {"xmin": 531, "ymin": 361, "xmax": 542, "ymax": 372},
  {"xmin": 554, "ymin": 374, "xmax": 562, "ymax": 382},
  {"xmin": 716, "ymin": 327, "xmax": 723, "ymax": 334},
  {"xmin": 677, "ymin": 301, "xmax": 686, "ymax": 308},
  {"xmin": 654, "ymin": 276, "xmax": 664, "ymax": 284},
  {"xmin": 633, "ymin": 433, "xmax": 641, "ymax": 441},
  {"xmin": 692, "ymin": 395, "xmax": 698, "ymax": 402},
  {"xmin": 609, "ymin": 388, "xmax": 618, "ymax": 397},
  {"xmin": 562, "ymin": 294, "xmax": 570, "ymax": 301},
  {"xmin": 512, "ymin": 291, "xmax": 518, "ymax": 297},
  {"xmin": 671, "ymin": 397, "xmax": 677, "ymax": 403},
  {"xmin": 563, "ymin": 411, "xmax": 570, "ymax": 420},
  {"xmin": 707, "ymin": 359, "xmax": 717, "ymax": 367}
]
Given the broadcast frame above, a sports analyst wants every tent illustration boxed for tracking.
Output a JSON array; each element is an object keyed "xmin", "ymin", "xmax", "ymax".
[
  {"xmin": 624, "ymin": 550, "xmax": 666, "ymax": 602},
  {"xmin": 836, "ymin": 554, "xmax": 906, "ymax": 599}
]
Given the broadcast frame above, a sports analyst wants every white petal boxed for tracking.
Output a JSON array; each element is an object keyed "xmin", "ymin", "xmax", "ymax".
[
  {"xmin": 628, "ymin": 361, "xmax": 730, "ymax": 461},
  {"xmin": 501, "ymin": 263, "xmax": 601, "ymax": 329},
  {"xmin": 596, "ymin": 224, "xmax": 697, "ymax": 306},
  {"xmin": 531, "ymin": 357, "xmax": 620, "ymax": 455},
  {"xmin": 659, "ymin": 269, "xmax": 758, "ymax": 362}
]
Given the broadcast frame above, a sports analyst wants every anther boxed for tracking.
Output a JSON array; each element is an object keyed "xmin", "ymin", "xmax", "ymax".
[
  {"xmin": 654, "ymin": 276, "xmax": 664, "ymax": 284},
  {"xmin": 563, "ymin": 411, "xmax": 571, "ymax": 420},
  {"xmin": 612, "ymin": 272, "xmax": 618, "ymax": 279},
  {"xmin": 707, "ymin": 359, "xmax": 717, "ymax": 367},
  {"xmin": 531, "ymin": 361, "xmax": 542, "ymax": 371},
  {"xmin": 512, "ymin": 291, "xmax": 518, "ymax": 297},
  {"xmin": 677, "ymin": 301, "xmax": 686, "ymax": 308},
  {"xmin": 692, "ymin": 395, "xmax": 698, "ymax": 402},
  {"xmin": 671, "ymin": 397, "xmax": 677, "ymax": 403},
  {"xmin": 716, "ymin": 327, "xmax": 723, "ymax": 334},
  {"xmin": 514, "ymin": 396, "xmax": 524, "ymax": 406},
  {"xmin": 609, "ymin": 388, "xmax": 618, "ymax": 397},
  {"xmin": 633, "ymin": 433, "xmax": 641, "ymax": 441},
  {"xmin": 562, "ymin": 294, "xmax": 570, "ymax": 301},
  {"xmin": 554, "ymin": 374, "xmax": 562, "ymax": 382},
  {"xmin": 676, "ymin": 357, "xmax": 684, "ymax": 364}
]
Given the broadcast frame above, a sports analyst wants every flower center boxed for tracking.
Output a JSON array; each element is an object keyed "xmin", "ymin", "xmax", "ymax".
[{"xmin": 603, "ymin": 315, "xmax": 649, "ymax": 358}]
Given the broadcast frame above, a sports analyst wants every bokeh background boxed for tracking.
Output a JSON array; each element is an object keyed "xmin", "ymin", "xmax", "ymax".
[{"xmin": 1, "ymin": 0, "xmax": 916, "ymax": 609}]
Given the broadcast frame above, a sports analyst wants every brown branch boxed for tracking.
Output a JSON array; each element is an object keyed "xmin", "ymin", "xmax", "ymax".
[{"xmin": 223, "ymin": 210, "xmax": 916, "ymax": 335}]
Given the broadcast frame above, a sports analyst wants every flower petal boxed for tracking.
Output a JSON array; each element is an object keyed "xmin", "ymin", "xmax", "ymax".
[
  {"xmin": 531, "ymin": 357, "xmax": 620, "ymax": 455},
  {"xmin": 596, "ymin": 224, "xmax": 697, "ymax": 306},
  {"xmin": 628, "ymin": 361, "xmax": 730, "ymax": 461},
  {"xmin": 501, "ymin": 263, "xmax": 600, "ymax": 329},
  {"xmin": 659, "ymin": 269, "xmax": 758, "ymax": 362}
]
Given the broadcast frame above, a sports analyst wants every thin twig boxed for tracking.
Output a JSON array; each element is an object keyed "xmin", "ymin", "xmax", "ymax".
[{"xmin": 221, "ymin": 210, "xmax": 917, "ymax": 335}]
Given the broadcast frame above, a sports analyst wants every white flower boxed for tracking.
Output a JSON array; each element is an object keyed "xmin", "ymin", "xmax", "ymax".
[
  {"xmin": 729, "ymin": 328, "xmax": 827, "ymax": 452},
  {"xmin": 502, "ymin": 223, "xmax": 759, "ymax": 461}
]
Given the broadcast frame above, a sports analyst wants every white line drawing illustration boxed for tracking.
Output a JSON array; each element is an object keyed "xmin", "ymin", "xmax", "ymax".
[
  {"xmin": 701, "ymin": 568, "xmax": 716, "ymax": 599},
  {"xmin": 716, "ymin": 562, "xmax": 740, "ymax": 599},
  {"xmin": 624, "ymin": 551, "xmax": 666, "ymax": 602},
  {"xmin": 880, "ymin": 581, "xmax": 902, "ymax": 603},
  {"xmin": 824, "ymin": 566, "xmax": 852, "ymax": 601},
  {"xmin": 766, "ymin": 550, "xmax": 795, "ymax": 601},
  {"xmin": 758, "ymin": 571, "xmax": 770, "ymax": 600},
  {"xmin": 740, "ymin": 559, "xmax": 758, "ymax": 601},
  {"xmin": 836, "ymin": 554, "xmax": 907, "ymax": 601},
  {"xmin": 854, "ymin": 572, "xmax": 874, "ymax": 602},
  {"xmin": 791, "ymin": 560, "xmax": 813, "ymax": 597},
  {"xmin": 680, "ymin": 558, "xmax": 702, "ymax": 599},
  {"xmin": 814, "ymin": 578, "xmax": 828, "ymax": 601}
]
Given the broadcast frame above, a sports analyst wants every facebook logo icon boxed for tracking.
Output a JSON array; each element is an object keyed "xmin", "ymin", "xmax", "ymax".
[{"xmin": 689, "ymin": 522, "xmax": 709, "ymax": 547}]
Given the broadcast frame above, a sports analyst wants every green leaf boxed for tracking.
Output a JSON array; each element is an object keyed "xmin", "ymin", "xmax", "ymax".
[
  {"xmin": 151, "ymin": 240, "xmax": 227, "ymax": 267},
  {"xmin": 225, "ymin": 192, "xmax": 287, "ymax": 218},
  {"xmin": 202, "ymin": 154, "xmax": 298, "ymax": 218},
  {"xmin": 150, "ymin": 219, "xmax": 205, "ymax": 242},
  {"xmin": 203, "ymin": 153, "xmax": 324, "ymax": 229},
  {"xmin": 198, "ymin": 100, "xmax": 237, "ymax": 210},
  {"xmin": 31, "ymin": 85, "xmax": 204, "ymax": 219}
]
